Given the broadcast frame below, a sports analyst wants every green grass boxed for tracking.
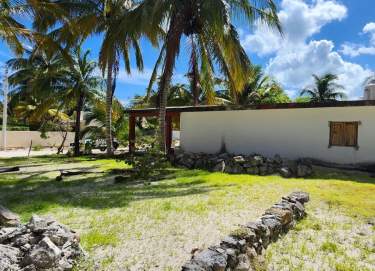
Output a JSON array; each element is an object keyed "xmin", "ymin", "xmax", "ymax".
[
  {"xmin": 0, "ymin": 155, "xmax": 374, "ymax": 270},
  {"xmin": 321, "ymin": 241, "xmax": 339, "ymax": 253}
]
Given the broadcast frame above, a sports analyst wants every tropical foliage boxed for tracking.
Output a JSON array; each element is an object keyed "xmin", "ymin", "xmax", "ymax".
[
  {"xmin": 0, "ymin": 0, "xmax": 30, "ymax": 55},
  {"xmin": 65, "ymin": 47, "xmax": 102, "ymax": 155},
  {"xmin": 1, "ymin": 0, "xmax": 285, "ymax": 156},
  {"xmin": 300, "ymin": 73, "xmax": 346, "ymax": 102},
  {"xmin": 82, "ymin": 96, "xmax": 128, "ymax": 144},
  {"xmin": 132, "ymin": 0, "xmax": 281, "ymax": 152},
  {"xmin": 7, "ymin": 45, "xmax": 103, "ymax": 155},
  {"xmin": 7, "ymin": 48, "xmax": 71, "ymax": 129},
  {"xmin": 216, "ymin": 65, "xmax": 290, "ymax": 105}
]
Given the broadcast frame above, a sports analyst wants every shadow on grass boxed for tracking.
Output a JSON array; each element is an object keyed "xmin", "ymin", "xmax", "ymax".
[
  {"xmin": 308, "ymin": 166, "xmax": 375, "ymax": 184},
  {"xmin": 0, "ymin": 168, "xmax": 230, "ymax": 216},
  {"xmin": 0, "ymin": 155, "xmax": 98, "ymax": 167}
]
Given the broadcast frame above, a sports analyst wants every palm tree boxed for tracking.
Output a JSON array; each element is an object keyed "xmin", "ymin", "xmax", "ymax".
[
  {"xmin": 135, "ymin": 83, "xmax": 194, "ymax": 108},
  {"xmin": 12, "ymin": 0, "xmax": 148, "ymax": 156},
  {"xmin": 7, "ymin": 48, "xmax": 71, "ymax": 129},
  {"xmin": 301, "ymin": 73, "xmax": 346, "ymax": 102},
  {"xmin": 133, "ymin": 0, "xmax": 281, "ymax": 153},
  {"xmin": 65, "ymin": 47, "xmax": 102, "ymax": 156},
  {"xmin": 56, "ymin": 0, "xmax": 150, "ymax": 156},
  {"xmin": 216, "ymin": 65, "xmax": 290, "ymax": 105},
  {"xmin": 82, "ymin": 96, "xmax": 127, "ymax": 144},
  {"xmin": 0, "ymin": 0, "xmax": 30, "ymax": 55}
]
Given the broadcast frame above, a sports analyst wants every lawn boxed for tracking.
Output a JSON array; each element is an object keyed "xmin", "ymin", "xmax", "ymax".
[{"xmin": 0, "ymin": 155, "xmax": 374, "ymax": 270}]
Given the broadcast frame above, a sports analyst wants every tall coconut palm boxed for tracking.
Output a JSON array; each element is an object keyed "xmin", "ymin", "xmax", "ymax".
[
  {"xmin": 52, "ymin": 0, "xmax": 155, "ymax": 156},
  {"xmin": 15, "ymin": 0, "xmax": 149, "ymax": 156},
  {"xmin": 301, "ymin": 73, "xmax": 346, "ymax": 102},
  {"xmin": 65, "ymin": 47, "xmax": 102, "ymax": 156},
  {"xmin": 133, "ymin": 0, "xmax": 281, "ymax": 153}
]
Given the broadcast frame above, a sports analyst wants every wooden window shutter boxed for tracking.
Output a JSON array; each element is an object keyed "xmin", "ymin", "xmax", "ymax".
[
  {"xmin": 329, "ymin": 122, "xmax": 359, "ymax": 148},
  {"xmin": 344, "ymin": 122, "xmax": 358, "ymax": 146}
]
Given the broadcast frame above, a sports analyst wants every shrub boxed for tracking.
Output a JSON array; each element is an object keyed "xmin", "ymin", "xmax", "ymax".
[{"xmin": 124, "ymin": 148, "xmax": 169, "ymax": 180}]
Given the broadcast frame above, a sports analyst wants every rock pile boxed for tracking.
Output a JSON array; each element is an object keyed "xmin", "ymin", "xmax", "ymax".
[
  {"xmin": 172, "ymin": 151, "xmax": 313, "ymax": 178},
  {"xmin": 0, "ymin": 206, "xmax": 84, "ymax": 271},
  {"xmin": 182, "ymin": 191, "xmax": 310, "ymax": 271}
]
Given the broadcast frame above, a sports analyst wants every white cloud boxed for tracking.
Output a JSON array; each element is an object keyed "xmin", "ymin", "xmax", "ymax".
[
  {"xmin": 242, "ymin": 0, "xmax": 347, "ymax": 55},
  {"xmin": 363, "ymin": 22, "xmax": 375, "ymax": 43},
  {"xmin": 340, "ymin": 22, "xmax": 375, "ymax": 57},
  {"xmin": 241, "ymin": 0, "xmax": 372, "ymax": 99},
  {"xmin": 267, "ymin": 40, "xmax": 372, "ymax": 98},
  {"xmin": 117, "ymin": 68, "xmax": 154, "ymax": 86}
]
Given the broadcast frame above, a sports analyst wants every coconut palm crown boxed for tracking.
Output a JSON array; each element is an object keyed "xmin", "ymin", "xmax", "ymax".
[
  {"xmin": 301, "ymin": 73, "xmax": 346, "ymax": 102},
  {"xmin": 131, "ymin": 0, "xmax": 282, "ymax": 152}
]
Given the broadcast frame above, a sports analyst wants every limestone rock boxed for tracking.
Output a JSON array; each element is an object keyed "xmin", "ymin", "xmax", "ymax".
[
  {"xmin": 213, "ymin": 161, "xmax": 226, "ymax": 173},
  {"xmin": 27, "ymin": 237, "xmax": 62, "ymax": 269},
  {"xmin": 296, "ymin": 164, "xmax": 313, "ymax": 177},
  {"xmin": 265, "ymin": 207, "xmax": 293, "ymax": 225},
  {"xmin": 173, "ymin": 151, "xmax": 314, "ymax": 178},
  {"xmin": 234, "ymin": 254, "xmax": 252, "ymax": 271},
  {"xmin": 279, "ymin": 167, "xmax": 292, "ymax": 178},
  {"xmin": 233, "ymin": 156, "xmax": 245, "ymax": 163},
  {"xmin": 181, "ymin": 192, "xmax": 310, "ymax": 270},
  {"xmin": 27, "ymin": 215, "xmax": 49, "ymax": 233},
  {"xmin": 0, "ymin": 211, "xmax": 84, "ymax": 271},
  {"xmin": 192, "ymin": 247, "xmax": 227, "ymax": 271},
  {"xmin": 0, "ymin": 205, "xmax": 20, "ymax": 227},
  {"xmin": 0, "ymin": 244, "xmax": 21, "ymax": 270}
]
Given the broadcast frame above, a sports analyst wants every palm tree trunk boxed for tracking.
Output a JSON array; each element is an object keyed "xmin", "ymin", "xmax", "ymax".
[
  {"xmin": 57, "ymin": 130, "xmax": 68, "ymax": 154},
  {"xmin": 158, "ymin": 15, "xmax": 184, "ymax": 153},
  {"xmin": 106, "ymin": 61, "xmax": 114, "ymax": 156},
  {"xmin": 190, "ymin": 35, "xmax": 200, "ymax": 106},
  {"xmin": 74, "ymin": 92, "xmax": 84, "ymax": 156}
]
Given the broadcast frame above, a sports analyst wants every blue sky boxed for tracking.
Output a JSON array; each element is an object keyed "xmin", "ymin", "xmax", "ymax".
[{"xmin": 1, "ymin": 0, "xmax": 374, "ymax": 104}]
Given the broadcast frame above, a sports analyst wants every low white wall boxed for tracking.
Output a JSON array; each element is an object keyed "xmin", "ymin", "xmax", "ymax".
[
  {"xmin": 180, "ymin": 106, "xmax": 375, "ymax": 164},
  {"xmin": 0, "ymin": 131, "xmax": 75, "ymax": 149}
]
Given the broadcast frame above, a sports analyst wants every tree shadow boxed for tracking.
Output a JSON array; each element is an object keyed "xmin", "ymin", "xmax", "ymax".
[
  {"xmin": 0, "ymin": 168, "xmax": 231, "ymax": 215},
  {"xmin": 308, "ymin": 166, "xmax": 375, "ymax": 184}
]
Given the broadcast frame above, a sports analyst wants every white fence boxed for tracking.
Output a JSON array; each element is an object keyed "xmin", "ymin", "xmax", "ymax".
[{"xmin": 0, "ymin": 131, "xmax": 75, "ymax": 149}]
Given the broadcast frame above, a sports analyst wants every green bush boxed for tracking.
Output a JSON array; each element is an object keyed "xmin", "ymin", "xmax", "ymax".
[{"xmin": 124, "ymin": 148, "xmax": 169, "ymax": 180}]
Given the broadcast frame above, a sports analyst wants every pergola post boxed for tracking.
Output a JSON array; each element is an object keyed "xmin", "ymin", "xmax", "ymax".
[
  {"xmin": 129, "ymin": 114, "xmax": 136, "ymax": 153},
  {"xmin": 166, "ymin": 114, "xmax": 173, "ymax": 154}
]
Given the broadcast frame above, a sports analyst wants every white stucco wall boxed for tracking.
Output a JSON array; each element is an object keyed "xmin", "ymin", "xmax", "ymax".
[
  {"xmin": 0, "ymin": 131, "xmax": 75, "ymax": 149},
  {"xmin": 180, "ymin": 106, "xmax": 375, "ymax": 164}
]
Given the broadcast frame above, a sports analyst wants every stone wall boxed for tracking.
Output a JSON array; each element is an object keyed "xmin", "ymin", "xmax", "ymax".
[
  {"xmin": 172, "ymin": 151, "xmax": 313, "ymax": 178},
  {"xmin": 182, "ymin": 192, "xmax": 310, "ymax": 271}
]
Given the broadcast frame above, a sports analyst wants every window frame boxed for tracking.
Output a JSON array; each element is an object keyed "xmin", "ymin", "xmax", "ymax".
[{"xmin": 328, "ymin": 121, "xmax": 360, "ymax": 150}]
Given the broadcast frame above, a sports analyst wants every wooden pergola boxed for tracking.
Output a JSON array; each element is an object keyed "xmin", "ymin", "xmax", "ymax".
[{"xmin": 125, "ymin": 107, "xmax": 183, "ymax": 153}]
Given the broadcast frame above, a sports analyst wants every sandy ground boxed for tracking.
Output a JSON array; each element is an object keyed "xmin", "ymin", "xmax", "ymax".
[
  {"xmin": 0, "ymin": 148, "xmax": 64, "ymax": 158},
  {"xmin": 0, "ymin": 147, "xmax": 128, "ymax": 158}
]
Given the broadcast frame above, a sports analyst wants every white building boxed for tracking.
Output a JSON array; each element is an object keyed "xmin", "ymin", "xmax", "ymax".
[
  {"xmin": 127, "ymin": 100, "xmax": 375, "ymax": 165},
  {"xmin": 178, "ymin": 101, "xmax": 375, "ymax": 165},
  {"xmin": 364, "ymin": 78, "xmax": 375, "ymax": 100}
]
